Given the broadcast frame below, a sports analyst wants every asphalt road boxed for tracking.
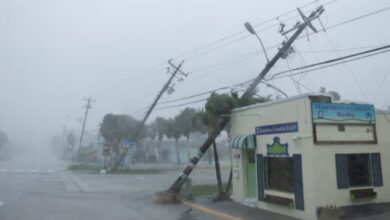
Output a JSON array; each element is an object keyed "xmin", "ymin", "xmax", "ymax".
[{"xmin": 0, "ymin": 149, "xmax": 223, "ymax": 220}]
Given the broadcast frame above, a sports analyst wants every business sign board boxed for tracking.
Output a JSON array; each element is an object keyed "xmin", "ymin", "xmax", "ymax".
[
  {"xmin": 311, "ymin": 103, "xmax": 375, "ymax": 124},
  {"xmin": 255, "ymin": 122, "xmax": 298, "ymax": 135},
  {"xmin": 267, "ymin": 136, "xmax": 289, "ymax": 156}
]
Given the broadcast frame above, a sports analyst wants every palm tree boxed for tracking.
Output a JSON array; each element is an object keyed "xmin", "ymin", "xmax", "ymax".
[
  {"xmin": 197, "ymin": 92, "xmax": 238, "ymax": 197},
  {"xmin": 176, "ymin": 108, "xmax": 197, "ymax": 162},
  {"xmin": 171, "ymin": 117, "xmax": 182, "ymax": 165}
]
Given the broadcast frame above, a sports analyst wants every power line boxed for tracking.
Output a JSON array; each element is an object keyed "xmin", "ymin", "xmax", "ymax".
[
  {"xmin": 91, "ymin": 65, "xmax": 167, "ymax": 97},
  {"xmin": 155, "ymin": 98, "xmax": 209, "ymax": 111},
  {"xmin": 186, "ymin": 44, "xmax": 387, "ymax": 78},
  {"xmin": 158, "ymin": 87, "xmax": 228, "ymax": 105},
  {"xmin": 373, "ymin": 67, "xmax": 390, "ymax": 103},
  {"xmin": 323, "ymin": 32, "xmax": 369, "ymax": 100},
  {"xmin": 180, "ymin": 3, "xmax": 390, "ymax": 86},
  {"xmin": 270, "ymin": 49, "xmax": 390, "ymax": 80},
  {"xmin": 178, "ymin": 44, "xmax": 390, "ymax": 98},
  {"xmin": 305, "ymin": 40, "xmax": 335, "ymax": 90},
  {"xmin": 140, "ymin": 5, "xmax": 390, "ymax": 113},
  {"xmin": 91, "ymin": 1, "xmax": 384, "ymax": 101},
  {"xmin": 268, "ymin": 45, "xmax": 390, "ymax": 80},
  {"xmin": 326, "ymin": 5, "xmax": 390, "ymax": 31},
  {"xmin": 268, "ymin": 48, "xmax": 390, "ymax": 82},
  {"xmin": 299, "ymin": 45, "xmax": 387, "ymax": 54},
  {"xmin": 158, "ymin": 80, "xmax": 252, "ymax": 105},
  {"xmin": 179, "ymin": 1, "xmax": 341, "ymax": 62},
  {"xmin": 189, "ymin": 50, "xmax": 260, "ymax": 73},
  {"xmin": 170, "ymin": 0, "xmax": 332, "ymax": 60},
  {"xmin": 90, "ymin": 1, "xmax": 390, "ymax": 114}
]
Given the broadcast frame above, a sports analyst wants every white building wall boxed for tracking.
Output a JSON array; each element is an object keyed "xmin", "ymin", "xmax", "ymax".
[
  {"xmin": 231, "ymin": 96, "xmax": 318, "ymax": 219},
  {"xmin": 231, "ymin": 95, "xmax": 390, "ymax": 220},
  {"xmin": 312, "ymin": 112, "xmax": 390, "ymax": 208}
]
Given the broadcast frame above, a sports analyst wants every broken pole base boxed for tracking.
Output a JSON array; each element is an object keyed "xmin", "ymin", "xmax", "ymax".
[{"xmin": 153, "ymin": 190, "xmax": 182, "ymax": 205}]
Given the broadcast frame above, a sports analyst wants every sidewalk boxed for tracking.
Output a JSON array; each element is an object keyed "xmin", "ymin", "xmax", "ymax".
[
  {"xmin": 187, "ymin": 198, "xmax": 390, "ymax": 220},
  {"xmin": 186, "ymin": 198, "xmax": 298, "ymax": 220}
]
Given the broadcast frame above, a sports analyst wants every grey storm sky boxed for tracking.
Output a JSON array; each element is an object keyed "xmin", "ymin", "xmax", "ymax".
[{"xmin": 0, "ymin": 0, "xmax": 389, "ymax": 146}]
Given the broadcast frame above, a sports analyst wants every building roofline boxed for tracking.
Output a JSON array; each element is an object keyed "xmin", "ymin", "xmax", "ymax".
[
  {"xmin": 232, "ymin": 93, "xmax": 330, "ymax": 113},
  {"xmin": 376, "ymin": 109, "xmax": 390, "ymax": 114}
]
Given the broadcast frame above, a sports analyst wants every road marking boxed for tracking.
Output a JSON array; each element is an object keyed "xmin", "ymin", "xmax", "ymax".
[
  {"xmin": 0, "ymin": 201, "xmax": 4, "ymax": 208},
  {"xmin": 0, "ymin": 169, "xmax": 60, "ymax": 174},
  {"xmin": 182, "ymin": 200, "xmax": 242, "ymax": 220}
]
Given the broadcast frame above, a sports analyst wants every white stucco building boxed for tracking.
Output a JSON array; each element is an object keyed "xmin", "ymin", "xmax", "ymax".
[{"xmin": 230, "ymin": 94, "xmax": 390, "ymax": 219}]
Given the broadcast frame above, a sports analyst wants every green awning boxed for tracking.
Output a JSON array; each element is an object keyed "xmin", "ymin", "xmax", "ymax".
[{"xmin": 231, "ymin": 134, "xmax": 257, "ymax": 149}]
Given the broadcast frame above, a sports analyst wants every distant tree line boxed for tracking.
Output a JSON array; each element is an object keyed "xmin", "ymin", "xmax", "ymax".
[
  {"xmin": 98, "ymin": 92, "xmax": 270, "ymax": 165},
  {"xmin": 0, "ymin": 131, "xmax": 8, "ymax": 150}
]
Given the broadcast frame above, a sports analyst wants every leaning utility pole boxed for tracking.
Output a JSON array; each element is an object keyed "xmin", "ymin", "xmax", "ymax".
[
  {"xmin": 78, "ymin": 97, "xmax": 94, "ymax": 149},
  {"xmin": 112, "ymin": 60, "xmax": 186, "ymax": 170},
  {"xmin": 139, "ymin": 60, "xmax": 186, "ymax": 128},
  {"xmin": 167, "ymin": 6, "xmax": 325, "ymax": 194}
]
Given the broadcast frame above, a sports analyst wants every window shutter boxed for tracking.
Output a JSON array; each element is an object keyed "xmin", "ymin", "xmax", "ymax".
[
  {"xmin": 335, "ymin": 154, "xmax": 349, "ymax": 189},
  {"xmin": 256, "ymin": 154, "xmax": 264, "ymax": 201},
  {"xmin": 371, "ymin": 153, "xmax": 383, "ymax": 187},
  {"xmin": 293, "ymin": 154, "xmax": 304, "ymax": 210}
]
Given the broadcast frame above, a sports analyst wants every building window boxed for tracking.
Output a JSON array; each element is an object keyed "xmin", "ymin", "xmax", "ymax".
[
  {"xmin": 336, "ymin": 153, "xmax": 382, "ymax": 189},
  {"xmin": 347, "ymin": 154, "xmax": 372, "ymax": 187},
  {"xmin": 265, "ymin": 157, "xmax": 294, "ymax": 192},
  {"xmin": 338, "ymin": 125, "xmax": 345, "ymax": 132}
]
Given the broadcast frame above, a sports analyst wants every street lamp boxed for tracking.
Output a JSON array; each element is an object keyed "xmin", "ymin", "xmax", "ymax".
[
  {"xmin": 244, "ymin": 22, "xmax": 270, "ymax": 62},
  {"xmin": 261, "ymin": 82, "xmax": 288, "ymax": 98}
]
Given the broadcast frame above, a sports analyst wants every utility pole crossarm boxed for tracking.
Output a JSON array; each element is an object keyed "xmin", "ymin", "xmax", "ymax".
[{"xmin": 168, "ymin": 60, "xmax": 188, "ymax": 77}]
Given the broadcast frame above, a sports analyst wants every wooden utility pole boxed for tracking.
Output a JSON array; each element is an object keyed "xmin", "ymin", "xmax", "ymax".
[
  {"xmin": 78, "ymin": 97, "xmax": 93, "ymax": 149},
  {"xmin": 112, "ymin": 60, "xmax": 186, "ymax": 170},
  {"xmin": 139, "ymin": 60, "xmax": 185, "ymax": 127},
  {"xmin": 167, "ymin": 6, "xmax": 325, "ymax": 194}
]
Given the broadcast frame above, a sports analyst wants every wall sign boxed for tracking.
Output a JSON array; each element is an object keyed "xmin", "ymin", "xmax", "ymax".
[
  {"xmin": 267, "ymin": 136, "xmax": 289, "ymax": 156},
  {"xmin": 255, "ymin": 122, "xmax": 298, "ymax": 135},
  {"xmin": 312, "ymin": 103, "xmax": 375, "ymax": 124}
]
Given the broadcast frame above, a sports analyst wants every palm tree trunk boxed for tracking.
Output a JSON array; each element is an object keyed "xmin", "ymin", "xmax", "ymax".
[
  {"xmin": 225, "ymin": 168, "xmax": 233, "ymax": 193},
  {"xmin": 213, "ymin": 140, "xmax": 223, "ymax": 195}
]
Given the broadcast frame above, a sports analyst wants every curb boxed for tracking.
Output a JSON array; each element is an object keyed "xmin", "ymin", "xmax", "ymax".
[{"xmin": 182, "ymin": 200, "xmax": 242, "ymax": 220}]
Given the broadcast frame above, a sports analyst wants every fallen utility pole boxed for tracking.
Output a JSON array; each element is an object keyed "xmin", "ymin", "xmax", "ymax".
[
  {"xmin": 112, "ymin": 60, "xmax": 186, "ymax": 171},
  {"xmin": 167, "ymin": 6, "xmax": 324, "ymax": 194}
]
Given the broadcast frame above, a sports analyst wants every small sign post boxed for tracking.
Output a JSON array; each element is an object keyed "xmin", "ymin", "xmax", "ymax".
[{"xmin": 101, "ymin": 144, "xmax": 111, "ymax": 174}]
